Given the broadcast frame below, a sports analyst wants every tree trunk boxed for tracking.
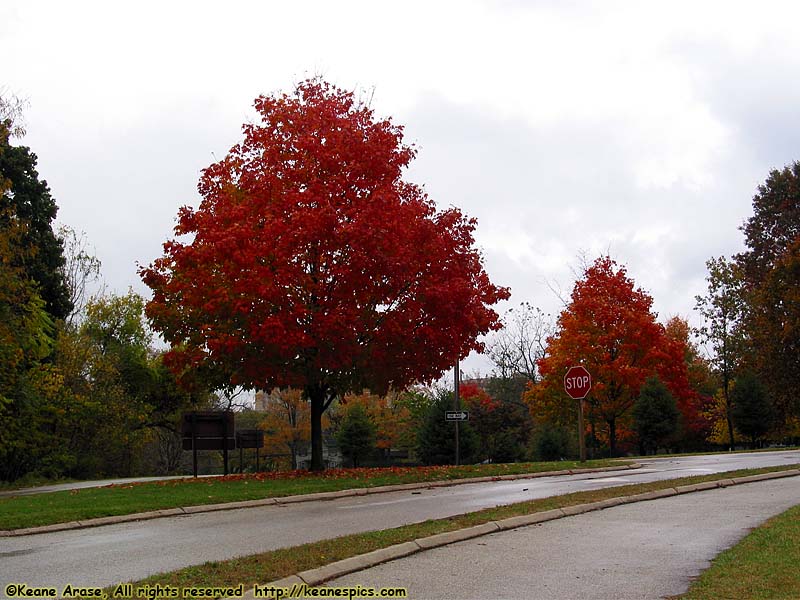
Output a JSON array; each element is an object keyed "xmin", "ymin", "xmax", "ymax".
[
  {"xmin": 290, "ymin": 442, "xmax": 297, "ymax": 471},
  {"xmin": 608, "ymin": 418, "xmax": 617, "ymax": 456},
  {"xmin": 723, "ymin": 377, "xmax": 735, "ymax": 450},
  {"xmin": 307, "ymin": 386, "xmax": 325, "ymax": 471}
]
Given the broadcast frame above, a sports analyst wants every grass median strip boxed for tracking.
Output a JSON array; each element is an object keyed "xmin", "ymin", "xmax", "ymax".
[
  {"xmin": 0, "ymin": 459, "xmax": 624, "ymax": 530},
  {"xmin": 112, "ymin": 464, "xmax": 800, "ymax": 592},
  {"xmin": 679, "ymin": 502, "xmax": 800, "ymax": 600}
]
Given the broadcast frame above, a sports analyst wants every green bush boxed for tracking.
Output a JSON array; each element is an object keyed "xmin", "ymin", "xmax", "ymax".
[
  {"xmin": 533, "ymin": 424, "xmax": 574, "ymax": 461},
  {"xmin": 416, "ymin": 390, "xmax": 479, "ymax": 465},
  {"xmin": 336, "ymin": 404, "xmax": 376, "ymax": 468},
  {"xmin": 633, "ymin": 376, "xmax": 679, "ymax": 455}
]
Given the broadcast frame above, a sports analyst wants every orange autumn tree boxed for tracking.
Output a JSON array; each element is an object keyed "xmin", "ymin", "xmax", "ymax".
[
  {"xmin": 664, "ymin": 316, "xmax": 715, "ymax": 445},
  {"xmin": 537, "ymin": 257, "xmax": 692, "ymax": 455},
  {"xmin": 523, "ymin": 377, "xmax": 576, "ymax": 430},
  {"xmin": 259, "ymin": 388, "xmax": 329, "ymax": 470},
  {"xmin": 461, "ymin": 381, "xmax": 531, "ymax": 462},
  {"xmin": 339, "ymin": 391, "xmax": 412, "ymax": 454}
]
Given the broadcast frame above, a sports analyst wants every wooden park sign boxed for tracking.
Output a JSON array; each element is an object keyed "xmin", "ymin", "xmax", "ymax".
[
  {"xmin": 236, "ymin": 429, "xmax": 265, "ymax": 472},
  {"xmin": 182, "ymin": 411, "xmax": 235, "ymax": 476}
]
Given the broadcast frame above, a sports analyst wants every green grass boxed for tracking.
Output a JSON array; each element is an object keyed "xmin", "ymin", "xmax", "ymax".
[
  {"xmin": 113, "ymin": 464, "xmax": 800, "ymax": 593},
  {"xmin": 680, "ymin": 503, "xmax": 800, "ymax": 600},
  {"xmin": 0, "ymin": 459, "xmax": 623, "ymax": 530}
]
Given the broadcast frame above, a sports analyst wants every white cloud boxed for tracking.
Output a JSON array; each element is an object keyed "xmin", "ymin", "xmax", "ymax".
[{"xmin": 3, "ymin": 0, "xmax": 799, "ymax": 376}]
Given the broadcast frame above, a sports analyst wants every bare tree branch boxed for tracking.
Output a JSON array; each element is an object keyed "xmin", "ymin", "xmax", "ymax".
[
  {"xmin": 58, "ymin": 225, "xmax": 103, "ymax": 325},
  {"xmin": 488, "ymin": 302, "xmax": 554, "ymax": 384}
]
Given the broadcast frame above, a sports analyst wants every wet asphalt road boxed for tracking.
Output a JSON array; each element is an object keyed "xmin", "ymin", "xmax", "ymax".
[
  {"xmin": 0, "ymin": 450, "xmax": 798, "ymax": 594},
  {"xmin": 330, "ymin": 476, "xmax": 800, "ymax": 599}
]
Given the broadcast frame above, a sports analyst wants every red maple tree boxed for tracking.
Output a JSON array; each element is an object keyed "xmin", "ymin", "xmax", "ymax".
[
  {"xmin": 663, "ymin": 316, "xmax": 714, "ymax": 442},
  {"xmin": 537, "ymin": 256, "xmax": 692, "ymax": 454},
  {"xmin": 140, "ymin": 79, "xmax": 509, "ymax": 470}
]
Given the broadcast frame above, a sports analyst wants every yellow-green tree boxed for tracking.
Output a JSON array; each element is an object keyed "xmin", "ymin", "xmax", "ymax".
[
  {"xmin": 0, "ymin": 211, "xmax": 60, "ymax": 480},
  {"xmin": 735, "ymin": 163, "xmax": 800, "ymax": 430},
  {"xmin": 260, "ymin": 388, "xmax": 315, "ymax": 470},
  {"xmin": 341, "ymin": 391, "xmax": 413, "ymax": 454}
]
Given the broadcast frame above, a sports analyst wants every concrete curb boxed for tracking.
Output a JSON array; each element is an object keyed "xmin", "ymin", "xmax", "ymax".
[
  {"xmin": 414, "ymin": 521, "xmax": 501, "ymax": 549},
  {"xmin": 560, "ymin": 496, "xmax": 627, "ymax": 515},
  {"xmin": 0, "ymin": 463, "xmax": 640, "ymax": 537},
  {"xmin": 241, "ymin": 469, "xmax": 800, "ymax": 597},
  {"xmin": 494, "ymin": 508, "xmax": 566, "ymax": 531},
  {"xmin": 732, "ymin": 469, "xmax": 800, "ymax": 483},
  {"xmin": 619, "ymin": 488, "xmax": 679, "ymax": 504},
  {"xmin": 6, "ymin": 521, "xmax": 84, "ymax": 536},
  {"xmin": 673, "ymin": 480, "xmax": 724, "ymax": 494},
  {"xmin": 298, "ymin": 542, "xmax": 422, "ymax": 586}
]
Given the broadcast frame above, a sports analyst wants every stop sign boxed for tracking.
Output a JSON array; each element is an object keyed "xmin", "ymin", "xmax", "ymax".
[{"xmin": 564, "ymin": 365, "xmax": 592, "ymax": 399}]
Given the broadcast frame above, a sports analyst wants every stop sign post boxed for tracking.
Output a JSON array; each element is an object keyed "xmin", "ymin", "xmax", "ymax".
[{"xmin": 564, "ymin": 365, "xmax": 591, "ymax": 462}]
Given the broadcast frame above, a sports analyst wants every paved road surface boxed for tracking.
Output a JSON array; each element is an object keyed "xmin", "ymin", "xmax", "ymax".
[
  {"xmin": 331, "ymin": 476, "xmax": 800, "ymax": 599},
  {"xmin": 0, "ymin": 476, "xmax": 192, "ymax": 498},
  {"xmin": 0, "ymin": 451, "xmax": 798, "ymax": 594}
]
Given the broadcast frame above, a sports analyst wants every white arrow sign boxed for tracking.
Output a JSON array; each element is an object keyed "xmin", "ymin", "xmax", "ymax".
[{"xmin": 445, "ymin": 411, "xmax": 469, "ymax": 422}]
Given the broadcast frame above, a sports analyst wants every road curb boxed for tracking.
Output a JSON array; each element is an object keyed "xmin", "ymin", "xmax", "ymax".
[
  {"xmin": 619, "ymin": 488, "xmax": 679, "ymax": 504},
  {"xmin": 561, "ymin": 496, "xmax": 627, "ymax": 515},
  {"xmin": 732, "ymin": 469, "xmax": 800, "ymax": 483},
  {"xmin": 414, "ymin": 521, "xmax": 501, "ymax": 550},
  {"xmin": 673, "ymin": 480, "xmax": 724, "ymax": 494},
  {"xmin": 241, "ymin": 469, "xmax": 800, "ymax": 597},
  {"xmin": 495, "ymin": 508, "xmax": 566, "ymax": 531},
  {"xmin": 0, "ymin": 463, "xmax": 640, "ymax": 537},
  {"xmin": 6, "ymin": 521, "xmax": 84, "ymax": 536},
  {"xmin": 298, "ymin": 541, "xmax": 422, "ymax": 586}
]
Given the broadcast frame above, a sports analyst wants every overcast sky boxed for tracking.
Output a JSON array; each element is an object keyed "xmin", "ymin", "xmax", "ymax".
[{"xmin": 3, "ymin": 0, "xmax": 800, "ymax": 376}]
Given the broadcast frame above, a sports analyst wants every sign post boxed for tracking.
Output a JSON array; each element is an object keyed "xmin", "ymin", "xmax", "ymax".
[
  {"xmin": 454, "ymin": 361, "xmax": 460, "ymax": 466},
  {"xmin": 564, "ymin": 365, "xmax": 592, "ymax": 463}
]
